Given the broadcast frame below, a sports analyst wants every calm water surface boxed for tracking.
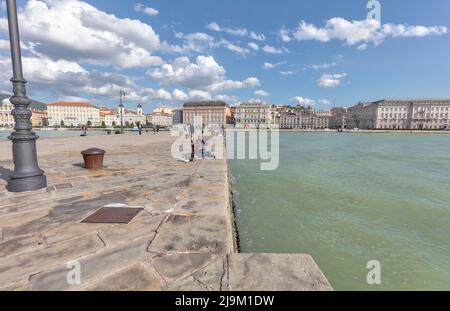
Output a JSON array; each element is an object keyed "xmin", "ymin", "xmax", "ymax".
[{"xmin": 229, "ymin": 133, "xmax": 450, "ymax": 290}]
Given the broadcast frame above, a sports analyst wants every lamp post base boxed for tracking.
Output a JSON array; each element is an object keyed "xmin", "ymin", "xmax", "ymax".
[{"xmin": 7, "ymin": 174, "xmax": 47, "ymax": 192}]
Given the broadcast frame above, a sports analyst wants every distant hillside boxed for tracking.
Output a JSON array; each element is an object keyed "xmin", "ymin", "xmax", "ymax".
[{"xmin": 0, "ymin": 93, "xmax": 47, "ymax": 110}]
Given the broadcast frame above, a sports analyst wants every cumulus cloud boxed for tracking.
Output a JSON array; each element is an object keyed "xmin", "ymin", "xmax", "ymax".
[
  {"xmin": 290, "ymin": 96, "xmax": 315, "ymax": 106},
  {"xmin": 0, "ymin": 54, "xmax": 137, "ymax": 98},
  {"xmin": 134, "ymin": 3, "xmax": 159, "ymax": 16},
  {"xmin": 317, "ymin": 73, "xmax": 347, "ymax": 88},
  {"xmin": 206, "ymin": 22, "xmax": 265, "ymax": 41},
  {"xmin": 262, "ymin": 45, "xmax": 283, "ymax": 54},
  {"xmin": 248, "ymin": 42, "xmax": 259, "ymax": 51},
  {"xmin": 282, "ymin": 18, "xmax": 448, "ymax": 48},
  {"xmin": 254, "ymin": 90, "xmax": 270, "ymax": 97},
  {"xmin": 0, "ymin": 0, "xmax": 163, "ymax": 68},
  {"xmin": 147, "ymin": 56, "xmax": 260, "ymax": 93}
]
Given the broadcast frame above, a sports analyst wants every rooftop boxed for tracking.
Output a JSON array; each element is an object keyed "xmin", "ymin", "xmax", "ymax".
[
  {"xmin": 184, "ymin": 101, "xmax": 229, "ymax": 108},
  {"xmin": 48, "ymin": 102, "xmax": 99, "ymax": 109}
]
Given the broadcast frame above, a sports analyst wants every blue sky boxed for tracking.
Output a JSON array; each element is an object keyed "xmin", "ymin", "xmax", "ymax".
[{"xmin": 1, "ymin": 0, "xmax": 449, "ymax": 112}]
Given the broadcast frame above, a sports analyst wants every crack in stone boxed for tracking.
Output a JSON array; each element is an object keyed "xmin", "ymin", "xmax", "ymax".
[
  {"xmin": 96, "ymin": 232, "xmax": 107, "ymax": 248},
  {"xmin": 192, "ymin": 275, "xmax": 213, "ymax": 291},
  {"xmin": 146, "ymin": 215, "xmax": 168, "ymax": 252}
]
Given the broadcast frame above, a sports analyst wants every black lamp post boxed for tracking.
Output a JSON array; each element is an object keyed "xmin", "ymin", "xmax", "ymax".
[
  {"xmin": 6, "ymin": 0, "xmax": 46, "ymax": 192},
  {"xmin": 119, "ymin": 90, "xmax": 125, "ymax": 134}
]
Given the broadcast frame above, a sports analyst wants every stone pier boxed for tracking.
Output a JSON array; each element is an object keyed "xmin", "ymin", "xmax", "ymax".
[{"xmin": 0, "ymin": 132, "xmax": 332, "ymax": 291}]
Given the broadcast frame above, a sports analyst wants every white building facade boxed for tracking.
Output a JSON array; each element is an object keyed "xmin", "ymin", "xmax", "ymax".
[
  {"xmin": 348, "ymin": 99, "xmax": 450, "ymax": 130},
  {"xmin": 235, "ymin": 102, "xmax": 273, "ymax": 128},
  {"xmin": 47, "ymin": 102, "xmax": 101, "ymax": 127},
  {"xmin": 0, "ymin": 98, "xmax": 14, "ymax": 127}
]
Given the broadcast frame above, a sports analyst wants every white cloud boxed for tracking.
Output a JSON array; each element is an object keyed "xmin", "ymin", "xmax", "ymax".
[
  {"xmin": 0, "ymin": 54, "xmax": 139, "ymax": 98},
  {"xmin": 214, "ymin": 94, "xmax": 239, "ymax": 103},
  {"xmin": 0, "ymin": 39, "xmax": 9, "ymax": 50},
  {"xmin": 254, "ymin": 90, "xmax": 270, "ymax": 97},
  {"xmin": 0, "ymin": 0, "xmax": 163, "ymax": 68},
  {"xmin": 317, "ymin": 73, "xmax": 347, "ymax": 88},
  {"xmin": 263, "ymin": 62, "xmax": 285, "ymax": 70},
  {"xmin": 188, "ymin": 90, "xmax": 211, "ymax": 101},
  {"xmin": 248, "ymin": 42, "xmax": 259, "ymax": 51},
  {"xmin": 280, "ymin": 70, "xmax": 295, "ymax": 76},
  {"xmin": 290, "ymin": 96, "xmax": 315, "ymax": 106},
  {"xmin": 250, "ymin": 32, "xmax": 266, "ymax": 41},
  {"xmin": 206, "ymin": 22, "xmax": 265, "ymax": 41},
  {"xmin": 278, "ymin": 28, "xmax": 292, "ymax": 42},
  {"xmin": 172, "ymin": 89, "xmax": 189, "ymax": 101},
  {"xmin": 164, "ymin": 32, "xmax": 215, "ymax": 54},
  {"xmin": 262, "ymin": 45, "xmax": 283, "ymax": 54},
  {"xmin": 147, "ymin": 55, "xmax": 260, "ymax": 92},
  {"xmin": 223, "ymin": 42, "xmax": 250, "ymax": 55},
  {"xmin": 134, "ymin": 3, "xmax": 159, "ymax": 16},
  {"xmin": 318, "ymin": 99, "xmax": 332, "ymax": 105},
  {"xmin": 289, "ymin": 18, "xmax": 447, "ymax": 48},
  {"xmin": 308, "ymin": 62, "xmax": 337, "ymax": 70}
]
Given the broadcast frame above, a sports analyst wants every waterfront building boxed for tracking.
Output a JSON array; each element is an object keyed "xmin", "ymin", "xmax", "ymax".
[
  {"xmin": 235, "ymin": 102, "xmax": 273, "ymax": 128},
  {"xmin": 330, "ymin": 107, "xmax": 348, "ymax": 129},
  {"xmin": 279, "ymin": 108, "xmax": 331, "ymax": 129},
  {"xmin": 347, "ymin": 99, "xmax": 450, "ymax": 130},
  {"xmin": 172, "ymin": 109, "xmax": 183, "ymax": 125},
  {"xmin": 99, "ymin": 107, "xmax": 116, "ymax": 127},
  {"xmin": 183, "ymin": 101, "xmax": 231, "ymax": 127},
  {"xmin": 0, "ymin": 97, "xmax": 14, "ymax": 127},
  {"xmin": 118, "ymin": 104, "xmax": 147, "ymax": 127},
  {"xmin": 47, "ymin": 102, "xmax": 100, "ymax": 127},
  {"xmin": 152, "ymin": 107, "xmax": 173, "ymax": 127},
  {"xmin": 31, "ymin": 108, "xmax": 48, "ymax": 127},
  {"xmin": 1, "ymin": 94, "xmax": 48, "ymax": 127}
]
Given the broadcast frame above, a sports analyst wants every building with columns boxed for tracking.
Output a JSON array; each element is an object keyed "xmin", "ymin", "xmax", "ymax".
[
  {"xmin": 347, "ymin": 99, "xmax": 450, "ymax": 130},
  {"xmin": 279, "ymin": 108, "xmax": 332, "ymax": 129}
]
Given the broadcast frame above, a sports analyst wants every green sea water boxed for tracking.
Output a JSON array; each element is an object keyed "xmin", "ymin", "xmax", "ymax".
[{"xmin": 229, "ymin": 133, "xmax": 450, "ymax": 290}]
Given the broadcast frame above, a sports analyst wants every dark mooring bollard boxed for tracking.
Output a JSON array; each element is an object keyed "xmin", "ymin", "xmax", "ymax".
[{"xmin": 81, "ymin": 148, "xmax": 106, "ymax": 170}]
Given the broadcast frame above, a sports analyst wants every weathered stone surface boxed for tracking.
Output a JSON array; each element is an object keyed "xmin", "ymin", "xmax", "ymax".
[
  {"xmin": 86, "ymin": 264, "xmax": 163, "ymax": 291},
  {"xmin": 151, "ymin": 253, "xmax": 215, "ymax": 283},
  {"xmin": 149, "ymin": 215, "xmax": 230, "ymax": 255},
  {"xmin": 228, "ymin": 253, "xmax": 333, "ymax": 291},
  {"xmin": 0, "ymin": 234, "xmax": 46, "ymax": 258},
  {"xmin": 191, "ymin": 256, "xmax": 227, "ymax": 291},
  {"xmin": 0, "ymin": 233, "xmax": 104, "ymax": 288},
  {"xmin": 99, "ymin": 213, "xmax": 166, "ymax": 246},
  {"xmin": 174, "ymin": 195, "xmax": 228, "ymax": 216},
  {"xmin": 29, "ymin": 237, "xmax": 153, "ymax": 291},
  {"xmin": 162, "ymin": 276, "xmax": 209, "ymax": 291},
  {"xmin": 0, "ymin": 208, "xmax": 50, "ymax": 229}
]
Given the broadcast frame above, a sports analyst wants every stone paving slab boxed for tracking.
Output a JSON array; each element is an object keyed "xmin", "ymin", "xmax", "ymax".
[{"xmin": 228, "ymin": 253, "xmax": 333, "ymax": 291}]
